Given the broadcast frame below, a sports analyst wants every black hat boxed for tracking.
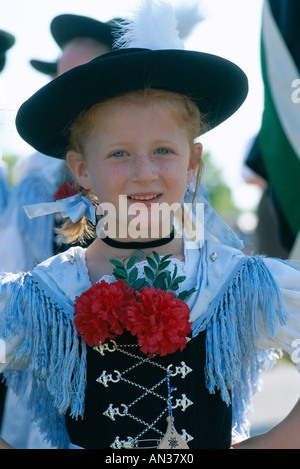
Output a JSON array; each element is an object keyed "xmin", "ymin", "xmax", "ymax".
[
  {"xmin": 51, "ymin": 14, "xmax": 117, "ymax": 49},
  {"xmin": 0, "ymin": 29, "xmax": 15, "ymax": 72},
  {"xmin": 16, "ymin": 48, "xmax": 248, "ymax": 159},
  {"xmin": 30, "ymin": 14, "xmax": 118, "ymax": 76},
  {"xmin": 30, "ymin": 59, "xmax": 58, "ymax": 77}
]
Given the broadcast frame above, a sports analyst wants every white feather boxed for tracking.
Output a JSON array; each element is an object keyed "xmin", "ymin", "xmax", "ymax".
[
  {"xmin": 174, "ymin": 2, "xmax": 206, "ymax": 40},
  {"xmin": 113, "ymin": 0, "xmax": 185, "ymax": 51}
]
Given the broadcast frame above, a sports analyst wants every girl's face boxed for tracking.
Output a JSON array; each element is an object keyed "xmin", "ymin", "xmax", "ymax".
[{"xmin": 67, "ymin": 100, "xmax": 202, "ymax": 239}]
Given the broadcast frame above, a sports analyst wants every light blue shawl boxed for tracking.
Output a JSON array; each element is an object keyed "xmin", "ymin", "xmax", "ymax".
[{"xmin": 0, "ymin": 234, "xmax": 289, "ymax": 448}]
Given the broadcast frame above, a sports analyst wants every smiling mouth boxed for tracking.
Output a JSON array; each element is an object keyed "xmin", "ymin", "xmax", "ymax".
[{"xmin": 128, "ymin": 194, "xmax": 160, "ymax": 201}]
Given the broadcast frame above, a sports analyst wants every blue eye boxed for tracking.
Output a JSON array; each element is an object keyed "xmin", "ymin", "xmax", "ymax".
[
  {"xmin": 156, "ymin": 147, "xmax": 170, "ymax": 155},
  {"xmin": 112, "ymin": 150, "xmax": 126, "ymax": 158}
]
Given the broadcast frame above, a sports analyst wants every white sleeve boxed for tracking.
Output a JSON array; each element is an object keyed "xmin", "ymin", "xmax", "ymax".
[{"xmin": 259, "ymin": 258, "xmax": 300, "ymax": 372}]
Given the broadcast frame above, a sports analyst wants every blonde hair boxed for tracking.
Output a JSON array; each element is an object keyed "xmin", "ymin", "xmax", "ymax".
[{"xmin": 59, "ymin": 89, "xmax": 205, "ymax": 244}]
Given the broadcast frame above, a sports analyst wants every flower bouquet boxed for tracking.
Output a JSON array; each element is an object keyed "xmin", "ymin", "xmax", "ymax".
[{"xmin": 74, "ymin": 253, "xmax": 195, "ymax": 357}]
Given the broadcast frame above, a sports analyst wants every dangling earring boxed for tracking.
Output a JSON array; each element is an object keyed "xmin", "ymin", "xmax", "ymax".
[{"xmin": 186, "ymin": 183, "xmax": 193, "ymax": 194}]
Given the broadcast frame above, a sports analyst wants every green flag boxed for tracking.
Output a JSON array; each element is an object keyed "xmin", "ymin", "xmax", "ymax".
[{"xmin": 247, "ymin": 0, "xmax": 300, "ymax": 252}]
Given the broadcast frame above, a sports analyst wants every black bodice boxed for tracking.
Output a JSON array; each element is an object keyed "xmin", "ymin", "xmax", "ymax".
[{"xmin": 65, "ymin": 330, "xmax": 232, "ymax": 449}]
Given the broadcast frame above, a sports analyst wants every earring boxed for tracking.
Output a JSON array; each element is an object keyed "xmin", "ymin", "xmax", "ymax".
[{"xmin": 186, "ymin": 183, "xmax": 193, "ymax": 194}]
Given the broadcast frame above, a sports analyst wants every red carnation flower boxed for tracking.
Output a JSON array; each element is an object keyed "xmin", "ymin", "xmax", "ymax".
[
  {"xmin": 74, "ymin": 279, "xmax": 135, "ymax": 347},
  {"xmin": 54, "ymin": 181, "xmax": 79, "ymax": 201},
  {"xmin": 125, "ymin": 287, "xmax": 191, "ymax": 357}
]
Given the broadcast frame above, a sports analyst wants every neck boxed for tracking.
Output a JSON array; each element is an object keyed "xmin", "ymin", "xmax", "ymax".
[{"xmin": 86, "ymin": 234, "xmax": 184, "ymax": 284}]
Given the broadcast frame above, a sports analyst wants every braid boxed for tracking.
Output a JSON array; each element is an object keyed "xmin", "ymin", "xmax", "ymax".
[{"xmin": 55, "ymin": 185, "xmax": 98, "ymax": 245}]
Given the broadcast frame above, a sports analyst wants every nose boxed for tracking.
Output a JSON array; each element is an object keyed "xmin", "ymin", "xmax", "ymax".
[{"xmin": 131, "ymin": 153, "xmax": 158, "ymax": 184}]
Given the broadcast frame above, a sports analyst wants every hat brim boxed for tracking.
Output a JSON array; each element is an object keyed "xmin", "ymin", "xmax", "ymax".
[
  {"xmin": 0, "ymin": 56, "xmax": 6, "ymax": 72},
  {"xmin": 30, "ymin": 59, "xmax": 58, "ymax": 76},
  {"xmin": 50, "ymin": 14, "xmax": 116, "ymax": 49},
  {"xmin": 0, "ymin": 30, "xmax": 15, "ymax": 53},
  {"xmin": 0, "ymin": 30, "xmax": 15, "ymax": 72},
  {"xmin": 16, "ymin": 48, "xmax": 248, "ymax": 159}
]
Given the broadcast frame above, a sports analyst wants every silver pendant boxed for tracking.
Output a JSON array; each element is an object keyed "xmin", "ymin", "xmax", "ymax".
[{"xmin": 158, "ymin": 417, "xmax": 189, "ymax": 449}]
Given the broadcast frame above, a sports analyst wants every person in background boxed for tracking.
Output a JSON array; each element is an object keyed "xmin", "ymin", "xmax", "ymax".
[
  {"xmin": 0, "ymin": 29, "xmax": 15, "ymax": 223},
  {"xmin": 29, "ymin": 14, "xmax": 120, "ymax": 80},
  {"xmin": 0, "ymin": 29, "xmax": 15, "ymax": 74}
]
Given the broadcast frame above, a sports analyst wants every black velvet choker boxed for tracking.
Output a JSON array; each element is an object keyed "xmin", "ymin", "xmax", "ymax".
[{"xmin": 100, "ymin": 228, "xmax": 175, "ymax": 261}]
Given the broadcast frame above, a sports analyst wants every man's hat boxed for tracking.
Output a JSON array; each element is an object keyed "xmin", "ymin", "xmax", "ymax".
[
  {"xmin": 30, "ymin": 59, "xmax": 58, "ymax": 77},
  {"xmin": 17, "ymin": 47, "xmax": 248, "ymax": 159},
  {"xmin": 30, "ymin": 14, "xmax": 118, "ymax": 76},
  {"xmin": 0, "ymin": 30, "xmax": 15, "ymax": 72},
  {"xmin": 51, "ymin": 14, "xmax": 117, "ymax": 49}
]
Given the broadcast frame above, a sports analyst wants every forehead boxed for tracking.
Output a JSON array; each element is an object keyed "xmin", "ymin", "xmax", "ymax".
[
  {"xmin": 81, "ymin": 101, "xmax": 191, "ymax": 156},
  {"xmin": 93, "ymin": 90, "xmax": 194, "ymax": 126},
  {"xmin": 70, "ymin": 90, "xmax": 198, "ymax": 152},
  {"xmin": 91, "ymin": 99, "xmax": 186, "ymax": 134}
]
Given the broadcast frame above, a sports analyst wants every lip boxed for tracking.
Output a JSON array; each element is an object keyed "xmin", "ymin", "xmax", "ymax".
[{"xmin": 127, "ymin": 192, "xmax": 162, "ymax": 206}]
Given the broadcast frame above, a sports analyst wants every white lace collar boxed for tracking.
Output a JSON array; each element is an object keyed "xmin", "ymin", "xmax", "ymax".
[{"xmin": 71, "ymin": 238, "xmax": 200, "ymax": 303}]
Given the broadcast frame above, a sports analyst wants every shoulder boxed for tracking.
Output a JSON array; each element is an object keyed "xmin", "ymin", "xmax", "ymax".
[
  {"xmin": 32, "ymin": 246, "xmax": 91, "ymax": 304},
  {"xmin": 203, "ymin": 237, "xmax": 246, "ymax": 282}
]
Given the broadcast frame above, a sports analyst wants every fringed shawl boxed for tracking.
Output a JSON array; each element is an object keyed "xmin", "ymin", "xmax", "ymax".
[
  {"xmin": 191, "ymin": 253, "xmax": 288, "ymax": 438},
  {"xmin": 0, "ymin": 272, "xmax": 86, "ymax": 448},
  {"xmin": 0, "ymin": 241, "xmax": 290, "ymax": 448}
]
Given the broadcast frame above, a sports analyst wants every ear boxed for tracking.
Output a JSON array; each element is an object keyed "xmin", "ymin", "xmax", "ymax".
[
  {"xmin": 66, "ymin": 150, "xmax": 92, "ymax": 190},
  {"xmin": 187, "ymin": 142, "xmax": 202, "ymax": 183}
]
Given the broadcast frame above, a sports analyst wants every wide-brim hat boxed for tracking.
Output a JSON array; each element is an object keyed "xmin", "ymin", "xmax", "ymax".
[
  {"xmin": 16, "ymin": 48, "xmax": 248, "ymax": 159},
  {"xmin": 0, "ymin": 29, "xmax": 15, "ymax": 72},
  {"xmin": 30, "ymin": 59, "xmax": 58, "ymax": 77},
  {"xmin": 50, "ymin": 14, "xmax": 118, "ymax": 49}
]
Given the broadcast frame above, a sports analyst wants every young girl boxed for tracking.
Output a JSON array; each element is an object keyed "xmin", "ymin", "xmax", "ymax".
[{"xmin": 0, "ymin": 1, "xmax": 300, "ymax": 450}]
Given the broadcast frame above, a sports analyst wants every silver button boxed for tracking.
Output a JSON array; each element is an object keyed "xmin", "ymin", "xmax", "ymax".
[{"xmin": 210, "ymin": 252, "xmax": 217, "ymax": 261}]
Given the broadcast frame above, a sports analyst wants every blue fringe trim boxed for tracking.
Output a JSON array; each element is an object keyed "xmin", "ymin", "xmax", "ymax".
[
  {"xmin": 191, "ymin": 255, "xmax": 288, "ymax": 438},
  {"xmin": 1, "ymin": 273, "xmax": 87, "ymax": 449}
]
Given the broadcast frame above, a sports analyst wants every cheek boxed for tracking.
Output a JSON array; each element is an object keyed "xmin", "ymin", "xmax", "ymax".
[
  {"xmin": 163, "ymin": 159, "xmax": 190, "ymax": 183},
  {"xmin": 162, "ymin": 163, "xmax": 189, "ymax": 199},
  {"xmin": 89, "ymin": 164, "xmax": 125, "ymax": 200}
]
